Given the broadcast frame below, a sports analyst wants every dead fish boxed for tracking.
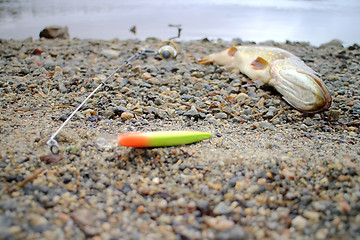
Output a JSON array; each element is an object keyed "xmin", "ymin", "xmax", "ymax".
[{"xmin": 199, "ymin": 46, "xmax": 332, "ymax": 113}]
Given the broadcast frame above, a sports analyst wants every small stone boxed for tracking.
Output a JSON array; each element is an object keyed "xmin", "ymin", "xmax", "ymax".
[
  {"xmin": 29, "ymin": 214, "xmax": 49, "ymax": 232},
  {"xmin": 258, "ymin": 121, "xmax": 275, "ymax": 130},
  {"xmin": 281, "ymin": 167, "xmax": 295, "ymax": 179},
  {"xmin": 158, "ymin": 214, "xmax": 171, "ymax": 224},
  {"xmin": 71, "ymin": 209, "xmax": 100, "ymax": 236},
  {"xmin": 243, "ymin": 108, "xmax": 252, "ymax": 115},
  {"xmin": 319, "ymin": 39, "xmax": 343, "ymax": 48},
  {"xmin": 112, "ymin": 106, "xmax": 128, "ymax": 116},
  {"xmin": 152, "ymin": 177, "xmax": 160, "ymax": 184},
  {"xmin": 292, "ymin": 215, "xmax": 307, "ymax": 230},
  {"xmin": 101, "ymin": 49, "xmax": 120, "ymax": 59},
  {"xmin": 184, "ymin": 107, "xmax": 199, "ymax": 117},
  {"xmin": 215, "ymin": 112, "xmax": 228, "ymax": 119},
  {"xmin": 327, "ymin": 110, "xmax": 341, "ymax": 122},
  {"xmin": 216, "ymin": 225, "xmax": 248, "ymax": 240},
  {"xmin": 143, "ymin": 72, "xmax": 152, "ymax": 80},
  {"xmin": 138, "ymin": 82, "xmax": 152, "ymax": 88},
  {"xmin": 319, "ymin": 177, "xmax": 328, "ymax": 186},
  {"xmin": 236, "ymin": 93, "xmax": 249, "ymax": 101},
  {"xmin": 137, "ymin": 205, "xmax": 145, "ymax": 214},
  {"xmin": 9, "ymin": 226, "xmax": 22, "ymax": 235},
  {"xmin": 120, "ymin": 112, "xmax": 134, "ymax": 122},
  {"xmin": 204, "ymin": 216, "xmax": 234, "ymax": 231},
  {"xmin": 338, "ymin": 200, "xmax": 351, "ymax": 212},
  {"xmin": 197, "ymin": 200, "xmax": 210, "ymax": 214},
  {"xmin": 257, "ymin": 178, "xmax": 267, "ymax": 185},
  {"xmin": 157, "ymin": 199, "xmax": 167, "ymax": 209},
  {"xmin": 40, "ymin": 154, "xmax": 64, "ymax": 164},
  {"xmin": 303, "ymin": 210, "xmax": 320, "ymax": 222},
  {"xmin": 213, "ymin": 202, "xmax": 231, "ymax": 215},
  {"xmin": 315, "ymin": 228, "xmax": 328, "ymax": 240},
  {"xmin": 39, "ymin": 25, "xmax": 69, "ymax": 39}
]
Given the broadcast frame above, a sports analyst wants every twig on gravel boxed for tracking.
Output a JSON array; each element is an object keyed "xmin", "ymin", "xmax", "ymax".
[
  {"xmin": 342, "ymin": 119, "xmax": 360, "ymax": 126},
  {"xmin": 270, "ymin": 107, "xmax": 285, "ymax": 122},
  {"xmin": 180, "ymin": 101, "xmax": 208, "ymax": 113},
  {"xmin": 16, "ymin": 167, "xmax": 47, "ymax": 189},
  {"xmin": 328, "ymin": 119, "xmax": 360, "ymax": 127}
]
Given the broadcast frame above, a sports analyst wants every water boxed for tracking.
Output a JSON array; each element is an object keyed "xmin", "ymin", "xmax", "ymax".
[{"xmin": 0, "ymin": 0, "xmax": 359, "ymax": 46}]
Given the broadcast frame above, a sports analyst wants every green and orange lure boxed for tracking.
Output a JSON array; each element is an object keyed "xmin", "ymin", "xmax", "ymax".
[{"xmin": 117, "ymin": 131, "xmax": 211, "ymax": 147}]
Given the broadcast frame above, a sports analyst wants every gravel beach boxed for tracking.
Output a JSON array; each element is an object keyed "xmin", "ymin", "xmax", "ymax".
[{"xmin": 0, "ymin": 37, "xmax": 359, "ymax": 239}]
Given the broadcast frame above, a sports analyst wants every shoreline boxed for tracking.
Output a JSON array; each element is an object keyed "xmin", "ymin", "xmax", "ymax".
[{"xmin": 1, "ymin": 35, "xmax": 358, "ymax": 48}]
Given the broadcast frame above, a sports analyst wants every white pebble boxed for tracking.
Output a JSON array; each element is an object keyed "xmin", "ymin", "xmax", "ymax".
[{"xmin": 292, "ymin": 215, "xmax": 307, "ymax": 230}]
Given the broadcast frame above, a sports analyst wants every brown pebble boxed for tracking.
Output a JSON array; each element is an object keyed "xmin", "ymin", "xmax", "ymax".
[
  {"xmin": 337, "ymin": 175, "xmax": 350, "ymax": 182},
  {"xmin": 208, "ymin": 182, "xmax": 222, "ymax": 190},
  {"xmin": 256, "ymin": 97, "xmax": 265, "ymax": 108},
  {"xmin": 40, "ymin": 154, "xmax": 64, "ymax": 164},
  {"xmin": 120, "ymin": 112, "xmax": 134, "ymax": 121},
  {"xmin": 59, "ymin": 213, "xmax": 70, "ymax": 223},
  {"xmin": 338, "ymin": 201, "xmax": 351, "ymax": 212},
  {"xmin": 327, "ymin": 109, "xmax": 341, "ymax": 122},
  {"xmin": 143, "ymin": 72, "xmax": 152, "ymax": 80},
  {"xmin": 137, "ymin": 205, "xmax": 145, "ymax": 214},
  {"xmin": 257, "ymin": 178, "xmax": 267, "ymax": 185}
]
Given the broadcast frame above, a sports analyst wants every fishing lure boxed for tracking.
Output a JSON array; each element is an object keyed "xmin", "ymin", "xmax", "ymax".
[
  {"xmin": 118, "ymin": 131, "xmax": 211, "ymax": 147},
  {"xmin": 98, "ymin": 131, "xmax": 211, "ymax": 148}
]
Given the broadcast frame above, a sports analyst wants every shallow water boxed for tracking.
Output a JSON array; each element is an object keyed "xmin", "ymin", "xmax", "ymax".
[{"xmin": 0, "ymin": 0, "xmax": 359, "ymax": 46}]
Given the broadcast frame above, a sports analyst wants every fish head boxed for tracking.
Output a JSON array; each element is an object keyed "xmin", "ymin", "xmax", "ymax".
[
  {"xmin": 199, "ymin": 46, "xmax": 238, "ymax": 65},
  {"xmin": 270, "ymin": 58, "xmax": 332, "ymax": 113}
]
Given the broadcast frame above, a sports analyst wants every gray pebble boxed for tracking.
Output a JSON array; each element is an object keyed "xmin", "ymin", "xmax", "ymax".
[
  {"xmin": 258, "ymin": 121, "xmax": 275, "ymax": 130},
  {"xmin": 216, "ymin": 226, "xmax": 248, "ymax": 240},
  {"xmin": 215, "ymin": 112, "xmax": 228, "ymax": 119},
  {"xmin": 213, "ymin": 202, "xmax": 231, "ymax": 215},
  {"xmin": 184, "ymin": 108, "xmax": 199, "ymax": 117}
]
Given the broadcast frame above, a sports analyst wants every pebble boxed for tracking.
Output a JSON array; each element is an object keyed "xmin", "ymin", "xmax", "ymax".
[
  {"xmin": 258, "ymin": 121, "xmax": 275, "ymax": 130},
  {"xmin": 215, "ymin": 112, "xmax": 228, "ymax": 119},
  {"xmin": 184, "ymin": 107, "xmax": 199, "ymax": 118},
  {"xmin": 315, "ymin": 228, "xmax": 329, "ymax": 240},
  {"xmin": 292, "ymin": 216, "xmax": 308, "ymax": 230},
  {"xmin": 216, "ymin": 226, "xmax": 248, "ymax": 240},
  {"xmin": 29, "ymin": 214, "xmax": 49, "ymax": 232},
  {"xmin": 213, "ymin": 202, "xmax": 231, "ymax": 215},
  {"xmin": 101, "ymin": 49, "xmax": 120, "ymax": 58},
  {"xmin": 303, "ymin": 210, "xmax": 320, "ymax": 222},
  {"xmin": 120, "ymin": 112, "xmax": 134, "ymax": 121},
  {"xmin": 204, "ymin": 216, "xmax": 234, "ymax": 230}
]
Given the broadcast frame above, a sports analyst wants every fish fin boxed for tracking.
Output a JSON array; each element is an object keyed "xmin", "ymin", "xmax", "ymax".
[
  {"xmin": 198, "ymin": 57, "xmax": 214, "ymax": 64},
  {"xmin": 253, "ymin": 79, "xmax": 265, "ymax": 87},
  {"xmin": 198, "ymin": 53, "xmax": 216, "ymax": 64},
  {"xmin": 227, "ymin": 46, "xmax": 238, "ymax": 57},
  {"xmin": 251, "ymin": 57, "xmax": 269, "ymax": 70}
]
